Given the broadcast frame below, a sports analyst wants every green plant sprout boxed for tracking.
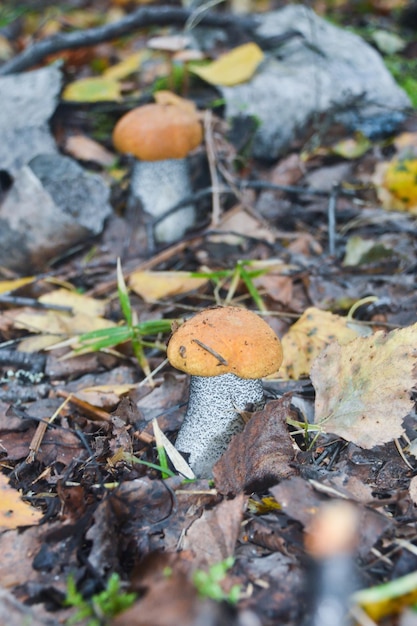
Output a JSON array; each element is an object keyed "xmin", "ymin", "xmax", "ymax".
[
  {"xmin": 192, "ymin": 557, "xmax": 241, "ymax": 605},
  {"xmin": 192, "ymin": 259, "xmax": 281, "ymax": 311},
  {"xmin": 75, "ymin": 259, "xmax": 281, "ymax": 371},
  {"xmin": 65, "ymin": 572, "xmax": 136, "ymax": 626},
  {"xmin": 125, "ymin": 452, "xmax": 177, "ymax": 478},
  {"xmin": 75, "ymin": 259, "xmax": 173, "ymax": 374}
]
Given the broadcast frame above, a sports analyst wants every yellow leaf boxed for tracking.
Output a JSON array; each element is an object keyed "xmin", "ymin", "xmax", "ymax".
[
  {"xmin": 62, "ymin": 76, "xmax": 122, "ymax": 102},
  {"xmin": 0, "ymin": 276, "xmax": 34, "ymax": 294},
  {"xmin": 311, "ymin": 323, "xmax": 417, "ymax": 448},
  {"xmin": 0, "ymin": 473, "xmax": 43, "ymax": 531},
  {"xmin": 15, "ymin": 311, "xmax": 114, "ymax": 352},
  {"xmin": 374, "ymin": 155, "xmax": 417, "ymax": 214},
  {"xmin": 38, "ymin": 289, "xmax": 107, "ymax": 317},
  {"xmin": 104, "ymin": 50, "xmax": 147, "ymax": 80},
  {"xmin": 279, "ymin": 307, "xmax": 360, "ymax": 380},
  {"xmin": 383, "ymin": 156, "xmax": 417, "ymax": 209},
  {"xmin": 332, "ymin": 135, "xmax": 371, "ymax": 159},
  {"xmin": 190, "ymin": 42, "xmax": 264, "ymax": 86},
  {"xmin": 129, "ymin": 271, "xmax": 208, "ymax": 302}
]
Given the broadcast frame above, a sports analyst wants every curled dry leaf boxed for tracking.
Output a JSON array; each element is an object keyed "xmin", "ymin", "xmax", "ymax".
[
  {"xmin": 311, "ymin": 323, "xmax": 417, "ymax": 448},
  {"xmin": 213, "ymin": 396, "xmax": 296, "ymax": 495}
]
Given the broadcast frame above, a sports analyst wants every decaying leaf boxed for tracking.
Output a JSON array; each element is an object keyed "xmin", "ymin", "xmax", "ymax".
[
  {"xmin": 190, "ymin": 42, "xmax": 264, "ymax": 86},
  {"xmin": 311, "ymin": 323, "xmax": 417, "ymax": 448},
  {"xmin": 129, "ymin": 271, "xmax": 208, "ymax": 302},
  {"xmin": 279, "ymin": 307, "xmax": 361, "ymax": 380},
  {"xmin": 0, "ymin": 473, "xmax": 43, "ymax": 531},
  {"xmin": 213, "ymin": 396, "xmax": 296, "ymax": 495}
]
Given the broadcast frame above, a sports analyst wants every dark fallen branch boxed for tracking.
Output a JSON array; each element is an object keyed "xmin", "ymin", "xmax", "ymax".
[{"xmin": 0, "ymin": 6, "xmax": 258, "ymax": 75}]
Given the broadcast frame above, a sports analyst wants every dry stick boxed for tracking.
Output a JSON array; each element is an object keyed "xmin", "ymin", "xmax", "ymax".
[
  {"xmin": 0, "ymin": 7, "xmax": 258, "ymax": 75},
  {"xmin": 204, "ymin": 110, "xmax": 222, "ymax": 227},
  {"xmin": 26, "ymin": 395, "xmax": 71, "ymax": 463}
]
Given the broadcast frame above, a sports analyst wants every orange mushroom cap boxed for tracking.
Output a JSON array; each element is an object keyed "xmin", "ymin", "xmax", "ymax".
[
  {"xmin": 167, "ymin": 306, "xmax": 283, "ymax": 379},
  {"xmin": 112, "ymin": 102, "xmax": 203, "ymax": 161}
]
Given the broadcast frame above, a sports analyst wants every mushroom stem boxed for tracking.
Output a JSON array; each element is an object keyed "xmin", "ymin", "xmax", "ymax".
[
  {"xmin": 175, "ymin": 373, "xmax": 265, "ymax": 478},
  {"xmin": 130, "ymin": 158, "xmax": 195, "ymax": 243}
]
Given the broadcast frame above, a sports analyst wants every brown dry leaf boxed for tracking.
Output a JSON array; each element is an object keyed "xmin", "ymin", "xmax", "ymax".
[
  {"xmin": 73, "ymin": 383, "xmax": 137, "ymax": 408},
  {"xmin": 311, "ymin": 324, "xmax": 417, "ymax": 448},
  {"xmin": 129, "ymin": 271, "xmax": 208, "ymax": 302},
  {"xmin": 181, "ymin": 494, "xmax": 246, "ymax": 568},
  {"xmin": 65, "ymin": 134, "xmax": 116, "ymax": 166},
  {"xmin": 0, "ymin": 474, "xmax": 43, "ymax": 531},
  {"xmin": 279, "ymin": 307, "xmax": 361, "ymax": 380},
  {"xmin": 213, "ymin": 396, "xmax": 296, "ymax": 495},
  {"xmin": 213, "ymin": 205, "xmax": 275, "ymax": 244}
]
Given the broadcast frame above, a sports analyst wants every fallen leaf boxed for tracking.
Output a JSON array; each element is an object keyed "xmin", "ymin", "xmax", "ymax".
[
  {"xmin": 129, "ymin": 271, "xmax": 208, "ymax": 302},
  {"xmin": 62, "ymin": 76, "xmax": 122, "ymax": 102},
  {"xmin": 15, "ymin": 310, "xmax": 114, "ymax": 352},
  {"xmin": 279, "ymin": 307, "xmax": 361, "ymax": 380},
  {"xmin": 104, "ymin": 50, "xmax": 146, "ymax": 80},
  {"xmin": 0, "ymin": 473, "xmax": 43, "ymax": 531},
  {"xmin": 332, "ymin": 135, "xmax": 371, "ymax": 159},
  {"xmin": 374, "ymin": 154, "xmax": 417, "ymax": 214},
  {"xmin": 342, "ymin": 235, "xmax": 393, "ymax": 266},
  {"xmin": 0, "ymin": 276, "xmax": 34, "ymax": 294},
  {"xmin": 214, "ymin": 205, "xmax": 275, "ymax": 244},
  {"xmin": 181, "ymin": 494, "xmax": 246, "ymax": 568},
  {"xmin": 190, "ymin": 42, "xmax": 264, "ymax": 86},
  {"xmin": 311, "ymin": 324, "xmax": 417, "ymax": 448},
  {"xmin": 73, "ymin": 383, "xmax": 138, "ymax": 408},
  {"xmin": 39, "ymin": 288, "xmax": 108, "ymax": 316},
  {"xmin": 213, "ymin": 396, "xmax": 296, "ymax": 495},
  {"xmin": 65, "ymin": 134, "xmax": 116, "ymax": 166}
]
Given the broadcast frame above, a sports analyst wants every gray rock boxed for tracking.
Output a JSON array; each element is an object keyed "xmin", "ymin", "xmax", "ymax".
[
  {"xmin": 0, "ymin": 156, "xmax": 111, "ymax": 272},
  {"xmin": 220, "ymin": 5, "xmax": 410, "ymax": 160},
  {"xmin": 29, "ymin": 153, "xmax": 111, "ymax": 235},
  {"xmin": 0, "ymin": 65, "xmax": 61, "ymax": 174}
]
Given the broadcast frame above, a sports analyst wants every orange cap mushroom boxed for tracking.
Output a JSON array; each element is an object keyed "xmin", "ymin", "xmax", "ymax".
[
  {"xmin": 112, "ymin": 101, "xmax": 203, "ymax": 161},
  {"xmin": 112, "ymin": 96, "xmax": 203, "ymax": 244},
  {"xmin": 167, "ymin": 306, "xmax": 283, "ymax": 477},
  {"xmin": 167, "ymin": 306, "xmax": 283, "ymax": 379}
]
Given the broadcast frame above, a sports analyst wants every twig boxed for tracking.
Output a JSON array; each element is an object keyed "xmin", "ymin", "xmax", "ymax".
[
  {"xmin": 327, "ymin": 184, "xmax": 339, "ymax": 256},
  {"xmin": 204, "ymin": 110, "xmax": 222, "ymax": 227},
  {"xmin": 0, "ymin": 7, "xmax": 258, "ymax": 75}
]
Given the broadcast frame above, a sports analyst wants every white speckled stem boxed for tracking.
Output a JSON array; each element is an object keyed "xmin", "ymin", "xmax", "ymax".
[
  {"xmin": 175, "ymin": 373, "xmax": 265, "ymax": 478},
  {"xmin": 131, "ymin": 159, "xmax": 195, "ymax": 243}
]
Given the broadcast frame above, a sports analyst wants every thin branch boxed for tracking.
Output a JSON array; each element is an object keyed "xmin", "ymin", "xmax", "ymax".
[{"xmin": 0, "ymin": 6, "xmax": 258, "ymax": 75}]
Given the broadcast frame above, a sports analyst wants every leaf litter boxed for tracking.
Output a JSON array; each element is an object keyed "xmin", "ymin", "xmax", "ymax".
[{"xmin": 1, "ymin": 1, "xmax": 417, "ymax": 625}]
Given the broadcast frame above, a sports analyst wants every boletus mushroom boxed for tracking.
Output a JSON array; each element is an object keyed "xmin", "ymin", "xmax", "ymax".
[
  {"xmin": 167, "ymin": 306, "xmax": 283, "ymax": 477},
  {"xmin": 112, "ymin": 94, "xmax": 203, "ymax": 243}
]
